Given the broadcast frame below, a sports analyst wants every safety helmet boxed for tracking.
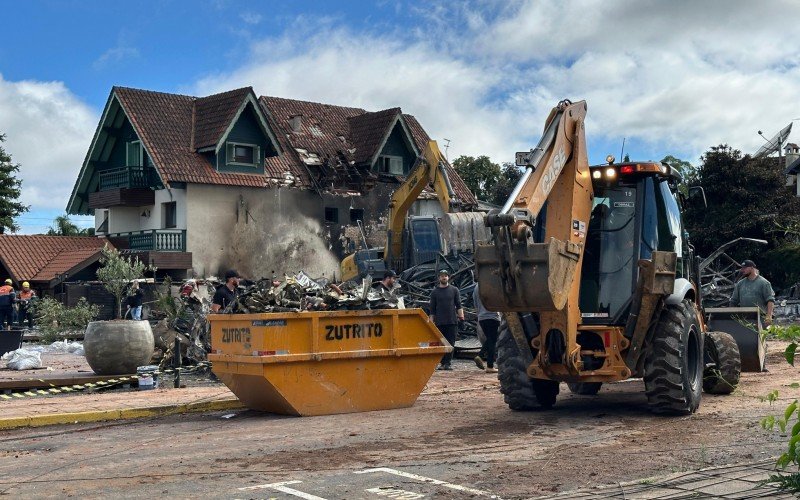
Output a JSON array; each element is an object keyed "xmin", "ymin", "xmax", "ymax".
[
  {"xmin": 22, "ymin": 282, "xmax": 29, "ymax": 288},
  {"xmin": 4, "ymin": 279, "xmax": 11, "ymax": 285}
]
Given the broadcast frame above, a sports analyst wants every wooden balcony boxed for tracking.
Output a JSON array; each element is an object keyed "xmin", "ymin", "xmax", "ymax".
[
  {"xmin": 108, "ymin": 229, "xmax": 191, "ymax": 270},
  {"xmin": 87, "ymin": 167, "xmax": 157, "ymax": 209}
]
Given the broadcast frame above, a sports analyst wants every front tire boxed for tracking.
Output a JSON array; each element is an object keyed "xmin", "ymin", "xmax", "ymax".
[
  {"xmin": 643, "ymin": 300, "xmax": 703, "ymax": 414},
  {"xmin": 567, "ymin": 382, "xmax": 602, "ymax": 395},
  {"xmin": 497, "ymin": 319, "xmax": 559, "ymax": 410},
  {"xmin": 703, "ymin": 331, "xmax": 741, "ymax": 394}
]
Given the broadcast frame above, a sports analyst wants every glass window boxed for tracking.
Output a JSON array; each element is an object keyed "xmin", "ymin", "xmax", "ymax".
[
  {"xmin": 659, "ymin": 180, "xmax": 683, "ymax": 258},
  {"xmin": 325, "ymin": 207, "xmax": 339, "ymax": 224},
  {"xmin": 378, "ymin": 156, "xmax": 404, "ymax": 175},
  {"xmin": 126, "ymin": 141, "xmax": 142, "ymax": 167},
  {"xmin": 163, "ymin": 202, "xmax": 177, "ymax": 229},
  {"xmin": 226, "ymin": 143, "xmax": 259, "ymax": 166},
  {"xmin": 349, "ymin": 208, "xmax": 364, "ymax": 223}
]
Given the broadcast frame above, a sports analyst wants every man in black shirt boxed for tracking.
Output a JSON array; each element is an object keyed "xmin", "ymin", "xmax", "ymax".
[
  {"xmin": 429, "ymin": 269, "xmax": 463, "ymax": 370},
  {"xmin": 212, "ymin": 270, "xmax": 241, "ymax": 313}
]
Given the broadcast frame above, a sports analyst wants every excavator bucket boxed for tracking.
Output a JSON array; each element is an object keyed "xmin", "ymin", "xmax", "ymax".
[
  {"xmin": 207, "ymin": 309, "xmax": 451, "ymax": 416},
  {"xmin": 475, "ymin": 237, "xmax": 582, "ymax": 311},
  {"xmin": 705, "ymin": 307, "xmax": 767, "ymax": 372}
]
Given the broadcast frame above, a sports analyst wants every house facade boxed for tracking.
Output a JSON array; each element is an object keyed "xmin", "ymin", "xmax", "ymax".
[{"xmin": 67, "ymin": 87, "xmax": 476, "ymax": 280}]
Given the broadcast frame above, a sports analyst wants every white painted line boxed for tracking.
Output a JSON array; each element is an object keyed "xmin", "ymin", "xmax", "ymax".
[
  {"xmin": 366, "ymin": 486, "xmax": 425, "ymax": 499},
  {"xmin": 238, "ymin": 480, "xmax": 329, "ymax": 499},
  {"xmin": 355, "ymin": 467, "xmax": 498, "ymax": 498}
]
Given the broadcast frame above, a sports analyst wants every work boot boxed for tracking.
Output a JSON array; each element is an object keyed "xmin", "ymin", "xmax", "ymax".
[
  {"xmin": 437, "ymin": 364, "xmax": 446, "ymax": 371},
  {"xmin": 474, "ymin": 356, "xmax": 486, "ymax": 370},
  {"xmin": 485, "ymin": 367, "xmax": 498, "ymax": 374},
  {"xmin": 442, "ymin": 364, "xmax": 453, "ymax": 371}
]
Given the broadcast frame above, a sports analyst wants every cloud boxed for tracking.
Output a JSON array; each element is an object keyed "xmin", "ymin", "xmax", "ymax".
[
  {"xmin": 93, "ymin": 45, "xmax": 140, "ymax": 70},
  {"xmin": 194, "ymin": 2, "xmax": 800, "ymax": 166},
  {"xmin": 0, "ymin": 74, "xmax": 97, "ymax": 213},
  {"xmin": 240, "ymin": 12, "xmax": 262, "ymax": 25}
]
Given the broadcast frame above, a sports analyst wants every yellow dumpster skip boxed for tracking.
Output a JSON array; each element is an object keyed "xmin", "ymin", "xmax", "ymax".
[{"xmin": 207, "ymin": 309, "xmax": 451, "ymax": 416}]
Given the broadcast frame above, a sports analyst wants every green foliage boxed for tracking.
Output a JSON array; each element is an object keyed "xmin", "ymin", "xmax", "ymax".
[
  {"xmin": 96, "ymin": 246, "xmax": 154, "ymax": 319},
  {"xmin": 682, "ymin": 145, "xmax": 800, "ymax": 288},
  {"xmin": 150, "ymin": 276, "xmax": 181, "ymax": 323},
  {"xmin": 46, "ymin": 214, "xmax": 94, "ymax": 236},
  {"xmin": 0, "ymin": 134, "xmax": 29, "ymax": 234},
  {"xmin": 34, "ymin": 297, "xmax": 99, "ymax": 344},
  {"xmin": 760, "ymin": 324, "xmax": 800, "ymax": 492},
  {"xmin": 490, "ymin": 163, "xmax": 524, "ymax": 206},
  {"xmin": 661, "ymin": 155, "xmax": 698, "ymax": 197},
  {"xmin": 452, "ymin": 155, "xmax": 502, "ymax": 201},
  {"xmin": 759, "ymin": 244, "xmax": 800, "ymax": 292}
]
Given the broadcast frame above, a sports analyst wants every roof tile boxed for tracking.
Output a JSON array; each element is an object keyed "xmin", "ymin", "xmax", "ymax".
[{"xmin": 0, "ymin": 236, "xmax": 110, "ymax": 284}]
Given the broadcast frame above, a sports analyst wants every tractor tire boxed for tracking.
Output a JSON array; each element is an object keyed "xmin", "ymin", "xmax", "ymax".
[
  {"xmin": 497, "ymin": 319, "xmax": 560, "ymax": 410},
  {"xmin": 643, "ymin": 300, "xmax": 703, "ymax": 415},
  {"xmin": 567, "ymin": 382, "xmax": 602, "ymax": 395},
  {"xmin": 703, "ymin": 331, "xmax": 741, "ymax": 395}
]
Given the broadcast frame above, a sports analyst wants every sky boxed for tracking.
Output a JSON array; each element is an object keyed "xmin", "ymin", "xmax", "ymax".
[{"xmin": 1, "ymin": 0, "xmax": 798, "ymax": 234}]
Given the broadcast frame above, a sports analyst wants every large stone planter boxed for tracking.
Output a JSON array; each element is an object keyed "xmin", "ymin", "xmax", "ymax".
[{"xmin": 84, "ymin": 320, "xmax": 155, "ymax": 375}]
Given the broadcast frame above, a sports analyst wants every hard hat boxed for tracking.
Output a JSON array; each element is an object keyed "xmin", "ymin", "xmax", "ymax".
[
  {"xmin": 3, "ymin": 279, "xmax": 11, "ymax": 285},
  {"xmin": 22, "ymin": 282, "xmax": 29, "ymax": 288}
]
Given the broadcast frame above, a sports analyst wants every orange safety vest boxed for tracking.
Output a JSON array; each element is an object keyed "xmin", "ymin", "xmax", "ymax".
[
  {"xmin": 19, "ymin": 290, "xmax": 34, "ymax": 300},
  {"xmin": 0, "ymin": 285, "xmax": 12, "ymax": 297}
]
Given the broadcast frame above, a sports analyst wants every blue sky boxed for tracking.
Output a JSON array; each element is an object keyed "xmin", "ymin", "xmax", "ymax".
[{"xmin": 1, "ymin": 1, "xmax": 798, "ymax": 233}]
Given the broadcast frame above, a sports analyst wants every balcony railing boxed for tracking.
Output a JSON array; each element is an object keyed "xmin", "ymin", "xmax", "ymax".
[
  {"xmin": 99, "ymin": 166, "xmax": 156, "ymax": 191},
  {"xmin": 109, "ymin": 229, "xmax": 187, "ymax": 252}
]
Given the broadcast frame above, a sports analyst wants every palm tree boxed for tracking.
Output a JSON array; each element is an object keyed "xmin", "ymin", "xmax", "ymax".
[{"xmin": 47, "ymin": 215, "xmax": 80, "ymax": 236}]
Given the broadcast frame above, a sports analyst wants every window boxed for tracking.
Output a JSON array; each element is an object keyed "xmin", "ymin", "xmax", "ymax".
[
  {"xmin": 97, "ymin": 211, "xmax": 109, "ymax": 234},
  {"xmin": 163, "ymin": 202, "xmax": 177, "ymax": 229},
  {"xmin": 349, "ymin": 208, "xmax": 364, "ymax": 223},
  {"xmin": 226, "ymin": 142, "xmax": 260, "ymax": 166},
  {"xmin": 126, "ymin": 141, "xmax": 143, "ymax": 167},
  {"xmin": 324, "ymin": 207, "xmax": 339, "ymax": 224},
  {"xmin": 377, "ymin": 155, "xmax": 404, "ymax": 175}
]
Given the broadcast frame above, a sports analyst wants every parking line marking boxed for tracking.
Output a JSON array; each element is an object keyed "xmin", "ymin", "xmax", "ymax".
[
  {"xmin": 355, "ymin": 467, "xmax": 496, "ymax": 497},
  {"xmin": 238, "ymin": 480, "xmax": 328, "ymax": 499}
]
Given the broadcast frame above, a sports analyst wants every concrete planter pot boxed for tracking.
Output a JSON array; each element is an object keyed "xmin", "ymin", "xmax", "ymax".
[{"xmin": 84, "ymin": 320, "xmax": 155, "ymax": 375}]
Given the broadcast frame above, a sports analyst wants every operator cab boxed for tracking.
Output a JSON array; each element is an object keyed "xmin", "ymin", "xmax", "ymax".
[{"xmin": 579, "ymin": 158, "xmax": 689, "ymax": 326}]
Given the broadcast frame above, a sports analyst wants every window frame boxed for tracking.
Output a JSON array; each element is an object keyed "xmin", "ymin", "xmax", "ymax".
[
  {"xmin": 163, "ymin": 201, "xmax": 177, "ymax": 229},
  {"xmin": 324, "ymin": 207, "xmax": 339, "ymax": 224},
  {"xmin": 226, "ymin": 142, "xmax": 261, "ymax": 167},
  {"xmin": 126, "ymin": 140, "xmax": 143, "ymax": 167},
  {"xmin": 378, "ymin": 155, "xmax": 404, "ymax": 175}
]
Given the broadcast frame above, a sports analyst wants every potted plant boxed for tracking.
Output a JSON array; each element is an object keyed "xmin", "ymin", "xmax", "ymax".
[{"xmin": 83, "ymin": 246, "xmax": 157, "ymax": 375}]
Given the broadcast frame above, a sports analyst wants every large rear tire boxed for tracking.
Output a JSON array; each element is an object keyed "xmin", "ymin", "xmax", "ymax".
[
  {"xmin": 643, "ymin": 300, "xmax": 703, "ymax": 414},
  {"xmin": 497, "ymin": 319, "xmax": 560, "ymax": 410},
  {"xmin": 567, "ymin": 382, "xmax": 602, "ymax": 395},
  {"xmin": 703, "ymin": 331, "xmax": 741, "ymax": 394}
]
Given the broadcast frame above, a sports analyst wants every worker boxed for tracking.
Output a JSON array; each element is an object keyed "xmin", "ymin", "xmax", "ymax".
[
  {"xmin": 429, "ymin": 269, "xmax": 464, "ymax": 371},
  {"xmin": 0, "ymin": 279, "xmax": 15, "ymax": 330},
  {"xmin": 17, "ymin": 282, "xmax": 36, "ymax": 328},
  {"xmin": 126, "ymin": 281, "xmax": 144, "ymax": 320},
  {"xmin": 372, "ymin": 270, "xmax": 399, "ymax": 309},
  {"xmin": 472, "ymin": 283, "xmax": 501, "ymax": 373},
  {"xmin": 211, "ymin": 270, "xmax": 241, "ymax": 313},
  {"xmin": 730, "ymin": 259, "xmax": 775, "ymax": 327}
]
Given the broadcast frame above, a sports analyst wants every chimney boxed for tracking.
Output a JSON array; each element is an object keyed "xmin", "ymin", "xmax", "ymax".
[{"xmin": 289, "ymin": 115, "xmax": 303, "ymax": 133}]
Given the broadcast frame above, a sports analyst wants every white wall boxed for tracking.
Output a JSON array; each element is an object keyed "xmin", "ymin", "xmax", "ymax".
[
  {"xmin": 185, "ymin": 184, "xmax": 340, "ymax": 279},
  {"xmin": 102, "ymin": 188, "xmax": 187, "ymax": 234}
]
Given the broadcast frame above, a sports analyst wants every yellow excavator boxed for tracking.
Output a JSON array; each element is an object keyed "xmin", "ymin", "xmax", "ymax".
[
  {"xmin": 475, "ymin": 100, "xmax": 742, "ymax": 414},
  {"xmin": 341, "ymin": 140, "xmax": 466, "ymax": 281}
]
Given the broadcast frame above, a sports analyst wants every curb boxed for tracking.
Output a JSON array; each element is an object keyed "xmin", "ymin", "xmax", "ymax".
[{"xmin": 0, "ymin": 398, "xmax": 246, "ymax": 430}]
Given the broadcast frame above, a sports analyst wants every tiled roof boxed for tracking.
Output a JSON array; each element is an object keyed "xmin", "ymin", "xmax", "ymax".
[
  {"xmin": 0, "ymin": 236, "xmax": 109, "ymax": 284},
  {"xmin": 348, "ymin": 108, "xmax": 402, "ymax": 166},
  {"xmin": 107, "ymin": 87, "xmax": 477, "ymax": 206},
  {"xmin": 193, "ymin": 87, "xmax": 252, "ymax": 150}
]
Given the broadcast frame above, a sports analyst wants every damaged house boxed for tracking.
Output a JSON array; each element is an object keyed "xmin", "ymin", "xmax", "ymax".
[{"xmin": 67, "ymin": 86, "xmax": 477, "ymax": 280}]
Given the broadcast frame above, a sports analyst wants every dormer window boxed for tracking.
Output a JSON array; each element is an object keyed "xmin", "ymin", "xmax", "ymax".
[
  {"xmin": 377, "ymin": 155, "xmax": 404, "ymax": 175},
  {"xmin": 226, "ymin": 142, "xmax": 260, "ymax": 167}
]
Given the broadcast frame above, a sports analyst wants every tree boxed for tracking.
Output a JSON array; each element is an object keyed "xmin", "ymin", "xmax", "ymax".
[
  {"xmin": 490, "ymin": 162, "xmax": 523, "ymax": 206},
  {"xmin": 661, "ymin": 154, "xmax": 698, "ymax": 196},
  {"xmin": 47, "ymin": 214, "xmax": 95, "ymax": 236},
  {"xmin": 96, "ymin": 246, "xmax": 155, "ymax": 319},
  {"xmin": 682, "ymin": 145, "xmax": 800, "ymax": 288},
  {"xmin": 452, "ymin": 155, "xmax": 501, "ymax": 201},
  {"xmin": 0, "ymin": 134, "xmax": 29, "ymax": 233}
]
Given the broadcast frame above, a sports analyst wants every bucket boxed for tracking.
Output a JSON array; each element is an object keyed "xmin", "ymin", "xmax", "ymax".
[{"xmin": 137, "ymin": 365, "xmax": 159, "ymax": 390}]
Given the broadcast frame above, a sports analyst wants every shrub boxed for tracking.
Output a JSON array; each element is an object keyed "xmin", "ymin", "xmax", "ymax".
[
  {"xmin": 96, "ymin": 245, "xmax": 155, "ymax": 318},
  {"xmin": 34, "ymin": 297, "xmax": 99, "ymax": 344}
]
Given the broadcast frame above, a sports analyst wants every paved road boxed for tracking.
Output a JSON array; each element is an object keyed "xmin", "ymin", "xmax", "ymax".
[{"xmin": 0, "ymin": 357, "xmax": 791, "ymax": 499}]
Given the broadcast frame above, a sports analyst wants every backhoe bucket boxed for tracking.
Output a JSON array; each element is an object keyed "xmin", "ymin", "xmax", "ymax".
[
  {"xmin": 208, "ymin": 309, "xmax": 451, "ymax": 416},
  {"xmin": 705, "ymin": 307, "xmax": 766, "ymax": 372},
  {"xmin": 475, "ymin": 237, "xmax": 581, "ymax": 311}
]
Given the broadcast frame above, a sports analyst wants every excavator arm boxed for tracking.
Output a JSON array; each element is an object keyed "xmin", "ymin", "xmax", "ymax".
[
  {"xmin": 475, "ymin": 100, "xmax": 593, "ymax": 376},
  {"xmin": 385, "ymin": 140, "xmax": 455, "ymax": 265}
]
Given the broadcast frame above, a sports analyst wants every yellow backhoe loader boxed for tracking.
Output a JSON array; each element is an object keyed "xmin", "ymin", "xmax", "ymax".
[{"xmin": 475, "ymin": 100, "xmax": 742, "ymax": 414}]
